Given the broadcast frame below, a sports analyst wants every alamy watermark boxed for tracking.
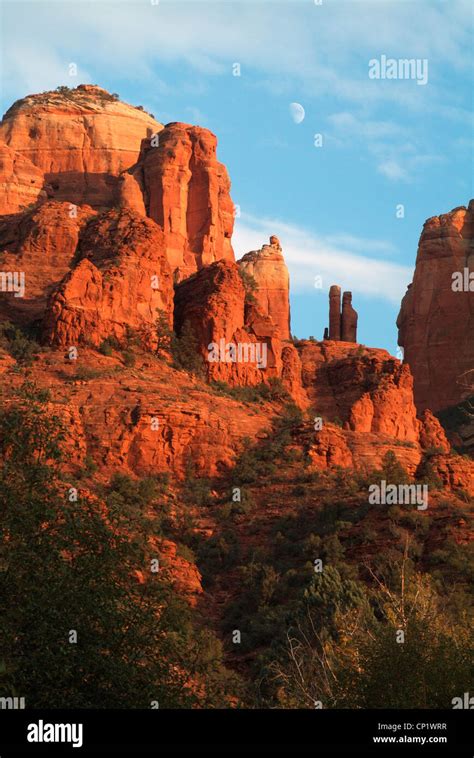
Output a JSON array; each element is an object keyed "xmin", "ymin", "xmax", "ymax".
[
  {"xmin": 368, "ymin": 480, "xmax": 428, "ymax": 510},
  {"xmin": 208, "ymin": 339, "xmax": 268, "ymax": 369},
  {"xmin": 0, "ymin": 271, "xmax": 25, "ymax": 298},
  {"xmin": 451, "ymin": 268, "xmax": 474, "ymax": 292},
  {"xmin": 369, "ymin": 55, "xmax": 428, "ymax": 86}
]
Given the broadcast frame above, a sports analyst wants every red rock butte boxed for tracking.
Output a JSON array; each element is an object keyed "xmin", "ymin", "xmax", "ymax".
[{"xmin": 0, "ymin": 84, "xmax": 472, "ymax": 493}]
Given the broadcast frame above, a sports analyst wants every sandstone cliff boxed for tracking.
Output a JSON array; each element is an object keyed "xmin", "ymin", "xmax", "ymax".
[
  {"xmin": 238, "ymin": 236, "xmax": 291, "ymax": 340},
  {"xmin": 0, "ymin": 141, "xmax": 45, "ymax": 214},
  {"xmin": 42, "ymin": 208, "xmax": 173, "ymax": 348},
  {"xmin": 127, "ymin": 122, "xmax": 235, "ymax": 278},
  {"xmin": 0, "ymin": 200, "xmax": 95, "ymax": 324},
  {"xmin": 0, "ymin": 84, "xmax": 163, "ymax": 209},
  {"xmin": 398, "ymin": 200, "xmax": 474, "ymax": 413}
]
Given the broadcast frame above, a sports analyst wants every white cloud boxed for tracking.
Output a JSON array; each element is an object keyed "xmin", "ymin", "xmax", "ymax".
[
  {"xmin": 377, "ymin": 159, "xmax": 409, "ymax": 181},
  {"xmin": 233, "ymin": 213, "xmax": 412, "ymax": 305},
  {"xmin": 1, "ymin": 0, "xmax": 472, "ymax": 114},
  {"xmin": 327, "ymin": 110, "xmax": 446, "ymax": 182}
]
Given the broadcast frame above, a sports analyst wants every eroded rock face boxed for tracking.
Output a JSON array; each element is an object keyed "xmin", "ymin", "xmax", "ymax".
[
  {"xmin": 43, "ymin": 209, "xmax": 173, "ymax": 347},
  {"xmin": 328, "ymin": 285, "xmax": 341, "ymax": 340},
  {"xmin": 397, "ymin": 201, "xmax": 474, "ymax": 413},
  {"xmin": 174, "ymin": 259, "xmax": 282, "ymax": 386},
  {"xmin": 298, "ymin": 342, "xmax": 420, "ymax": 441},
  {"xmin": 326, "ymin": 285, "xmax": 358, "ymax": 343},
  {"xmin": 341, "ymin": 291, "xmax": 358, "ymax": 342},
  {"xmin": 130, "ymin": 123, "xmax": 235, "ymax": 278},
  {"xmin": 0, "ymin": 141, "xmax": 45, "ymax": 214},
  {"xmin": 238, "ymin": 236, "xmax": 291, "ymax": 340},
  {"xmin": 419, "ymin": 409, "xmax": 450, "ymax": 454},
  {"xmin": 0, "ymin": 201, "xmax": 95, "ymax": 324},
  {"xmin": 0, "ymin": 85, "xmax": 163, "ymax": 209}
]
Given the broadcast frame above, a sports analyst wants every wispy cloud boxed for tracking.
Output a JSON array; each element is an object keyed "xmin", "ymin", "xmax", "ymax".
[
  {"xmin": 1, "ymin": 0, "xmax": 472, "ymax": 112},
  {"xmin": 233, "ymin": 213, "xmax": 412, "ymax": 305},
  {"xmin": 327, "ymin": 110, "xmax": 445, "ymax": 182}
]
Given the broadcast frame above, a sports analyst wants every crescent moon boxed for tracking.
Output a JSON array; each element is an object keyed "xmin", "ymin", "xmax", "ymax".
[{"xmin": 289, "ymin": 102, "xmax": 305, "ymax": 124}]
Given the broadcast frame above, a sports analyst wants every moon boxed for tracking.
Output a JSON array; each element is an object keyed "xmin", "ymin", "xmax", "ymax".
[{"xmin": 289, "ymin": 102, "xmax": 305, "ymax": 124}]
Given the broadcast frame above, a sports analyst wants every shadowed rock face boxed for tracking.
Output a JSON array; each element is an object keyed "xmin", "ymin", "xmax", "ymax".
[
  {"xmin": 341, "ymin": 291, "xmax": 358, "ymax": 342},
  {"xmin": 0, "ymin": 85, "xmax": 163, "ymax": 209},
  {"xmin": 328, "ymin": 285, "xmax": 341, "ymax": 340},
  {"xmin": 397, "ymin": 200, "xmax": 474, "ymax": 413},
  {"xmin": 238, "ymin": 236, "xmax": 291, "ymax": 341},
  {"xmin": 0, "ymin": 201, "xmax": 95, "ymax": 325}
]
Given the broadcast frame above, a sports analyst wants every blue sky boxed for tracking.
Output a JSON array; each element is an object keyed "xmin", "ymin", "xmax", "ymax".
[{"xmin": 1, "ymin": 0, "xmax": 473, "ymax": 352}]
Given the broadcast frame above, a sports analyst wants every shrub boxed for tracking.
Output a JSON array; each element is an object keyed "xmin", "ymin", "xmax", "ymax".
[
  {"xmin": 0, "ymin": 321, "xmax": 40, "ymax": 366},
  {"xmin": 73, "ymin": 366, "xmax": 104, "ymax": 381},
  {"xmin": 98, "ymin": 337, "xmax": 120, "ymax": 356},
  {"xmin": 154, "ymin": 309, "xmax": 173, "ymax": 357},
  {"xmin": 238, "ymin": 268, "xmax": 258, "ymax": 306},
  {"xmin": 122, "ymin": 351, "xmax": 136, "ymax": 367},
  {"xmin": 171, "ymin": 320, "xmax": 204, "ymax": 376}
]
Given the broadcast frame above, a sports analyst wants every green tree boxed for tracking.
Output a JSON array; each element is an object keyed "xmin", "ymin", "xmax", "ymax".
[
  {"xmin": 154, "ymin": 309, "xmax": 173, "ymax": 358},
  {"xmin": 0, "ymin": 382, "xmax": 237, "ymax": 707}
]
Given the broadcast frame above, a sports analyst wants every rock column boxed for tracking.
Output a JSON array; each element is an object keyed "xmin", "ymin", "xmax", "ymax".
[
  {"xmin": 341, "ymin": 291, "xmax": 358, "ymax": 342},
  {"xmin": 328, "ymin": 285, "xmax": 341, "ymax": 340}
]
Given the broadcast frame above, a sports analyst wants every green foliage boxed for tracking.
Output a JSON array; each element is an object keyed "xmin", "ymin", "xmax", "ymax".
[
  {"xmin": 238, "ymin": 268, "xmax": 258, "ymax": 305},
  {"xmin": 211, "ymin": 377, "xmax": 290, "ymax": 404},
  {"xmin": 416, "ymin": 452, "xmax": 443, "ymax": 489},
  {"xmin": 122, "ymin": 350, "xmax": 136, "ymax": 368},
  {"xmin": 198, "ymin": 531, "xmax": 241, "ymax": 585},
  {"xmin": 72, "ymin": 366, "xmax": 104, "ymax": 381},
  {"xmin": 98, "ymin": 337, "xmax": 120, "ymax": 356},
  {"xmin": 260, "ymin": 560, "xmax": 472, "ymax": 708},
  {"xmin": 182, "ymin": 462, "xmax": 212, "ymax": 507},
  {"xmin": 0, "ymin": 384, "xmax": 238, "ymax": 707},
  {"xmin": 154, "ymin": 309, "xmax": 173, "ymax": 358},
  {"xmin": 171, "ymin": 320, "xmax": 205, "ymax": 376},
  {"xmin": 0, "ymin": 321, "xmax": 40, "ymax": 366},
  {"xmin": 376, "ymin": 450, "xmax": 411, "ymax": 485}
]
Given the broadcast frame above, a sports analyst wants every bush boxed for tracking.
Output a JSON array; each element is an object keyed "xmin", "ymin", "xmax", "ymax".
[
  {"xmin": 98, "ymin": 337, "xmax": 120, "ymax": 356},
  {"xmin": 211, "ymin": 377, "xmax": 290, "ymax": 404},
  {"xmin": 238, "ymin": 268, "xmax": 258, "ymax": 306},
  {"xmin": 154, "ymin": 309, "xmax": 173, "ymax": 357},
  {"xmin": 122, "ymin": 351, "xmax": 136, "ymax": 367},
  {"xmin": 0, "ymin": 321, "xmax": 40, "ymax": 366},
  {"xmin": 171, "ymin": 320, "xmax": 204, "ymax": 376},
  {"xmin": 73, "ymin": 366, "xmax": 104, "ymax": 381}
]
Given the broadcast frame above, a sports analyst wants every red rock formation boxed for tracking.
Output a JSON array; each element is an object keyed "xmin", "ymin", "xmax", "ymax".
[
  {"xmin": 43, "ymin": 209, "xmax": 173, "ymax": 347},
  {"xmin": 238, "ymin": 236, "xmax": 291, "ymax": 340},
  {"xmin": 328, "ymin": 285, "xmax": 341, "ymax": 340},
  {"xmin": 429, "ymin": 454, "xmax": 474, "ymax": 496},
  {"xmin": 174, "ymin": 260, "xmax": 280, "ymax": 386},
  {"xmin": 0, "ymin": 348, "xmax": 273, "ymax": 479},
  {"xmin": 0, "ymin": 85, "xmax": 163, "ymax": 209},
  {"xmin": 397, "ymin": 200, "xmax": 474, "ymax": 413},
  {"xmin": 419, "ymin": 409, "xmax": 450, "ymax": 453},
  {"xmin": 341, "ymin": 291, "xmax": 358, "ymax": 342},
  {"xmin": 326, "ymin": 285, "xmax": 358, "ymax": 342},
  {"xmin": 130, "ymin": 123, "xmax": 234, "ymax": 278},
  {"xmin": 0, "ymin": 201, "xmax": 95, "ymax": 324},
  {"xmin": 0, "ymin": 141, "xmax": 45, "ymax": 214}
]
